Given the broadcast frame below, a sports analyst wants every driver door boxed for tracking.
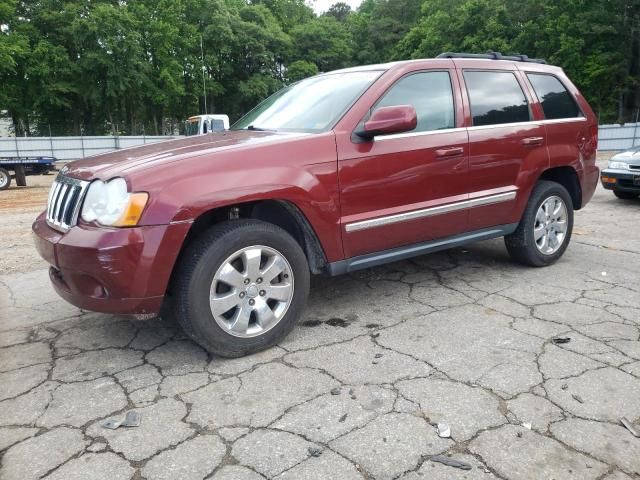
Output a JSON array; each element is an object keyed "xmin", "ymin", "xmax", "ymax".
[{"xmin": 336, "ymin": 69, "xmax": 469, "ymax": 258}]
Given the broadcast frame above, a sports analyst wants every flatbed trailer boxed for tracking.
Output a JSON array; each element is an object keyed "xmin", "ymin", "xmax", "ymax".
[{"xmin": 0, "ymin": 156, "xmax": 57, "ymax": 190}]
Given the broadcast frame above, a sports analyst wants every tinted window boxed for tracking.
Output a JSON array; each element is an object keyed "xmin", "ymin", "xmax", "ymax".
[
  {"xmin": 464, "ymin": 71, "xmax": 530, "ymax": 126},
  {"xmin": 375, "ymin": 71, "xmax": 455, "ymax": 133},
  {"xmin": 527, "ymin": 73, "xmax": 581, "ymax": 119}
]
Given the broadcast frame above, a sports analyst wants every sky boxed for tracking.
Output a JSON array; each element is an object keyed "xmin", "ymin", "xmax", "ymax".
[{"xmin": 306, "ymin": 0, "xmax": 363, "ymax": 14}]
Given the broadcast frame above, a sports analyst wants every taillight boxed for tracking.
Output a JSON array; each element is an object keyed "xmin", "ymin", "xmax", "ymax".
[{"xmin": 590, "ymin": 125, "xmax": 598, "ymax": 150}]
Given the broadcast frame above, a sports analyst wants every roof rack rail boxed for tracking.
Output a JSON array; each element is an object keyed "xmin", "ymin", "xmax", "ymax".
[{"xmin": 436, "ymin": 51, "xmax": 547, "ymax": 64}]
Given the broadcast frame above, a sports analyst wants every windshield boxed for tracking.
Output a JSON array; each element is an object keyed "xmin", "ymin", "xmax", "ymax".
[
  {"xmin": 185, "ymin": 119, "xmax": 200, "ymax": 136},
  {"xmin": 231, "ymin": 70, "xmax": 382, "ymax": 133}
]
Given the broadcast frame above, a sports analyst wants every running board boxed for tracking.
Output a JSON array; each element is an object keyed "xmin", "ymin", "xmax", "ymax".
[{"xmin": 326, "ymin": 224, "xmax": 518, "ymax": 276}]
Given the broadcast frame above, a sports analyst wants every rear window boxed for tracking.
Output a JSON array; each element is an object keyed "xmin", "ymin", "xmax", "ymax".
[
  {"xmin": 527, "ymin": 73, "xmax": 582, "ymax": 119},
  {"xmin": 464, "ymin": 71, "xmax": 530, "ymax": 126}
]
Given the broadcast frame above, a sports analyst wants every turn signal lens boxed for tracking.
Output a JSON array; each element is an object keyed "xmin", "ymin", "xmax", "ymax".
[
  {"xmin": 113, "ymin": 192, "xmax": 149, "ymax": 226},
  {"xmin": 601, "ymin": 176, "xmax": 617, "ymax": 184}
]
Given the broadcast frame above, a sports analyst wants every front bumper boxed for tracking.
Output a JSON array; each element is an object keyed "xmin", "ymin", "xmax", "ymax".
[
  {"xmin": 600, "ymin": 168, "xmax": 640, "ymax": 193},
  {"xmin": 32, "ymin": 213, "xmax": 191, "ymax": 315}
]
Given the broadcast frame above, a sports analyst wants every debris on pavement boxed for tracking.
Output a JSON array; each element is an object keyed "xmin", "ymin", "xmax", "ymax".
[
  {"xmin": 552, "ymin": 337, "xmax": 571, "ymax": 344},
  {"xmin": 308, "ymin": 446, "xmax": 323, "ymax": 457},
  {"xmin": 522, "ymin": 422, "xmax": 532, "ymax": 430},
  {"xmin": 561, "ymin": 384, "xmax": 568, "ymax": 390},
  {"xmin": 374, "ymin": 353, "xmax": 383, "ymax": 358},
  {"xmin": 430, "ymin": 456, "xmax": 472, "ymax": 470},
  {"xmin": 338, "ymin": 413, "xmax": 347, "ymax": 423},
  {"xmin": 621, "ymin": 417, "xmax": 640, "ymax": 438},
  {"xmin": 330, "ymin": 387, "xmax": 341, "ymax": 395},
  {"xmin": 601, "ymin": 271, "xmax": 607, "ymax": 276},
  {"xmin": 102, "ymin": 411, "xmax": 141, "ymax": 430},
  {"xmin": 436, "ymin": 423, "xmax": 451, "ymax": 438},
  {"xmin": 572, "ymin": 394, "xmax": 584, "ymax": 404}
]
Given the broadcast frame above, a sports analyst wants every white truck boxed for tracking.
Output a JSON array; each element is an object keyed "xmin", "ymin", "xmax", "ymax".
[{"xmin": 184, "ymin": 115, "xmax": 230, "ymax": 136}]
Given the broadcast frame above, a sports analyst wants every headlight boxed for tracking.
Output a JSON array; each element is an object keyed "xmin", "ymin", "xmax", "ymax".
[
  {"xmin": 608, "ymin": 161, "xmax": 628, "ymax": 170},
  {"xmin": 81, "ymin": 177, "xmax": 149, "ymax": 227}
]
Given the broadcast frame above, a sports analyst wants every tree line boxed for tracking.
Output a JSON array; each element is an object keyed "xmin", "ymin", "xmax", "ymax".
[{"xmin": 0, "ymin": 0, "xmax": 638, "ymax": 136}]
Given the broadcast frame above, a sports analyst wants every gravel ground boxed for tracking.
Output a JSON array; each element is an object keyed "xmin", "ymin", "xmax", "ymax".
[{"xmin": 1, "ymin": 153, "xmax": 640, "ymax": 480}]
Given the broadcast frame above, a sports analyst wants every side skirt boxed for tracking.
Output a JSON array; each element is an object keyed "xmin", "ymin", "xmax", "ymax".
[{"xmin": 326, "ymin": 223, "xmax": 518, "ymax": 276}]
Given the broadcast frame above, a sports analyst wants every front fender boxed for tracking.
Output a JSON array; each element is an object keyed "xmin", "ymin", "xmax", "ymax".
[{"xmin": 131, "ymin": 132, "xmax": 343, "ymax": 262}]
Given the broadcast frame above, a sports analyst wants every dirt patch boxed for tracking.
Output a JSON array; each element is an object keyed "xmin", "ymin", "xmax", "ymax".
[{"xmin": 0, "ymin": 175, "xmax": 54, "ymax": 275}]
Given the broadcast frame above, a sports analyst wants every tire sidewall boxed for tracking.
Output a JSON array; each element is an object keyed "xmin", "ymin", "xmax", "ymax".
[
  {"xmin": 184, "ymin": 223, "xmax": 309, "ymax": 356},
  {"xmin": 0, "ymin": 169, "xmax": 10, "ymax": 190},
  {"xmin": 524, "ymin": 184, "xmax": 574, "ymax": 265}
]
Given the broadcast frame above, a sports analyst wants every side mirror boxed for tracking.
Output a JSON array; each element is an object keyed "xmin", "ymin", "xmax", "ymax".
[{"xmin": 355, "ymin": 105, "xmax": 417, "ymax": 140}]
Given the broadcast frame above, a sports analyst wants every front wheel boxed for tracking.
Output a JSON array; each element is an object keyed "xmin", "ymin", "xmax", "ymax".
[
  {"xmin": 505, "ymin": 180, "xmax": 574, "ymax": 267},
  {"xmin": 170, "ymin": 220, "xmax": 310, "ymax": 357}
]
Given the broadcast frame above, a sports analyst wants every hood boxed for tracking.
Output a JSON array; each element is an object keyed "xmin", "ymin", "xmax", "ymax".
[
  {"xmin": 611, "ymin": 146, "xmax": 640, "ymax": 163},
  {"xmin": 61, "ymin": 130, "xmax": 306, "ymax": 181}
]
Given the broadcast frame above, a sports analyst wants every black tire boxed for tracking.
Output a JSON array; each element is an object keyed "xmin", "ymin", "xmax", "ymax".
[
  {"xmin": 613, "ymin": 190, "xmax": 638, "ymax": 200},
  {"xmin": 505, "ymin": 180, "xmax": 574, "ymax": 267},
  {"xmin": 14, "ymin": 165, "xmax": 26, "ymax": 187},
  {"xmin": 0, "ymin": 168, "xmax": 11, "ymax": 191},
  {"xmin": 170, "ymin": 219, "xmax": 310, "ymax": 357}
]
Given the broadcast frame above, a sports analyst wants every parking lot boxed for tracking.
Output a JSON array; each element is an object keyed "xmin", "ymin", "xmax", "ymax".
[{"xmin": 1, "ymin": 160, "xmax": 639, "ymax": 480}]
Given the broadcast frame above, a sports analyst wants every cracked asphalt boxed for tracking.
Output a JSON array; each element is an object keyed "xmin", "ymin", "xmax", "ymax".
[{"xmin": 1, "ymin": 163, "xmax": 640, "ymax": 480}]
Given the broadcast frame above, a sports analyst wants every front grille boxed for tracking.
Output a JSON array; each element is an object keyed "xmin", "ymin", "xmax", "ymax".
[
  {"xmin": 46, "ymin": 174, "xmax": 89, "ymax": 232},
  {"xmin": 629, "ymin": 164, "xmax": 640, "ymax": 171}
]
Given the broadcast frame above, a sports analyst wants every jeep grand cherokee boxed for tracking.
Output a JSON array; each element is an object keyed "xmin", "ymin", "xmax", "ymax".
[{"xmin": 33, "ymin": 52, "xmax": 599, "ymax": 357}]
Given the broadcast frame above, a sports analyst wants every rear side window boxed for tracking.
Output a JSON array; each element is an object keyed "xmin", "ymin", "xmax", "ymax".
[
  {"xmin": 463, "ymin": 71, "xmax": 530, "ymax": 126},
  {"xmin": 375, "ymin": 71, "xmax": 455, "ymax": 133},
  {"xmin": 527, "ymin": 73, "xmax": 582, "ymax": 119}
]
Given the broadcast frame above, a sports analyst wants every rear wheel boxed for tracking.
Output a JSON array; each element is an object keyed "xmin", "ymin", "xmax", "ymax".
[
  {"xmin": 613, "ymin": 190, "xmax": 638, "ymax": 200},
  {"xmin": 0, "ymin": 168, "xmax": 11, "ymax": 191},
  {"xmin": 170, "ymin": 220, "xmax": 310, "ymax": 357},
  {"xmin": 505, "ymin": 180, "xmax": 574, "ymax": 267}
]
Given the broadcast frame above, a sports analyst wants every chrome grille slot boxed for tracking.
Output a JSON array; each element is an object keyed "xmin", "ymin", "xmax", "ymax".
[{"xmin": 46, "ymin": 174, "xmax": 89, "ymax": 232}]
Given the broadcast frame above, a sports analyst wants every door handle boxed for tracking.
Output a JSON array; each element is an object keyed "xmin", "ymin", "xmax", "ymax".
[
  {"xmin": 435, "ymin": 147, "xmax": 464, "ymax": 158},
  {"xmin": 522, "ymin": 136, "xmax": 544, "ymax": 146}
]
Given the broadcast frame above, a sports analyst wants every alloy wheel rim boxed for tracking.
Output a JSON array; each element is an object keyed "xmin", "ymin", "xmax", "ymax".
[
  {"xmin": 534, "ymin": 195, "xmax": 568, "ymax": 255},
  {"xmin": 0, "ymin": 172, "xmax": 7, "ymax": 188},
  {"xmin": 209, "ymin": 245, "xmax": 294, "ymax": 338}
]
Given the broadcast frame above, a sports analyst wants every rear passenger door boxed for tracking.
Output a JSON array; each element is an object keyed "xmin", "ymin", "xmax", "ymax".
[{"xmin": 458, "ymin": 67, "xmax": 548, "ymax": 231}]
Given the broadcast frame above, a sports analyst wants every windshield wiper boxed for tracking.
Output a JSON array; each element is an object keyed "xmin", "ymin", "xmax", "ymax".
[{"xmin": 247, "ymin": 125, "xmax": 269, "ymax": 131}]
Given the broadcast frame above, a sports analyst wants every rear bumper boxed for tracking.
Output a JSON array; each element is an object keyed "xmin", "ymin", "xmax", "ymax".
[
  {"xmin": 32, "ymin": 213, "xmax": 191, "ymax": 315},
  {"xmin": 600, "ymin": 168, "xmax": 640, "ymax": 193},
  {"xmin": 581, "ymin": 164, "xmax": 600, "ymax": 206}
]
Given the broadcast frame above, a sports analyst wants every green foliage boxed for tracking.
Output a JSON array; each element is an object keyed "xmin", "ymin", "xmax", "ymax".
[
  {"xmin": 287, "ymin": 60, "xmax": 319, "ymax": 81},
  {"xmin": 1, "ymin": 0, "xmax": 638, "ymax": 134},
  {"xmin": 292, "ymin": 16, "xmax": 353, "ymax": 71}
]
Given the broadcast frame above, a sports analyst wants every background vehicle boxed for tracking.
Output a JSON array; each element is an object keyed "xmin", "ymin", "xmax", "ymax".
[
  {"xmin": 0, "ymin": 156, "xmax": 57, "ymax": 190},
  {"xmin": 185, "ymin": 115, "xmax": 230, "ymax": 136},
  {"xmin": 33, "ymin": 53, "xmax": 599, "ymax": 357},
  {"xmin": 600, "ymin": 146, "xmax": 640, "ymax": 199}
]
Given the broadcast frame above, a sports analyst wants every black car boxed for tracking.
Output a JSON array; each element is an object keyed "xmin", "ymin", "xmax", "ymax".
[{"xmin": 601, "ymin": 146, "xmax": 640, "ymax": 199}]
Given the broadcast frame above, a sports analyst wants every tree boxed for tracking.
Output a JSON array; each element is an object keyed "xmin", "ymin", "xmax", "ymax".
[
  {"xmin": 325, "ymin": 2, "xmax": 352, "ymax": 22},
  {"xmin": 291, "ymin": 16, "xmax": 353, "ymax": 72},
  {"xmin": 286, "ymin": 60, "xmax": 318, "ymax": 81}
]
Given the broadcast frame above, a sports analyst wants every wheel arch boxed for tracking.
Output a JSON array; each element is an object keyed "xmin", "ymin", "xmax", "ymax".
[
  {"xmin": 538, "ymin": 166, "xmax": 582, "ymax": 210},
  {"xmin": 173, "ymin": 199, "xmax": 328, "ymax": 280}
]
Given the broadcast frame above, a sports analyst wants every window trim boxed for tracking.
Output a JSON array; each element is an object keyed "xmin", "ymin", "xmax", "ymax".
[
  {"xmin": 462, "ymin": 69, "xmax": 533, "ymax": 127},
  {"xmin": 524, "ymin": 72, "xmax": 585, "ymax": 120},
  {"xmin": 358, "ymin": 69, "xmax": 458, "ymax": 138}
]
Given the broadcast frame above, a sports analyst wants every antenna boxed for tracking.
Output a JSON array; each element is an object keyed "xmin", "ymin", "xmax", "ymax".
[{"xmin": 201, "ymin": 35, "xmax": 207, "ymax": 115}]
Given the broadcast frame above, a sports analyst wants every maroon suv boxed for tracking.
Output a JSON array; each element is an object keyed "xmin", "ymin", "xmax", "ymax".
[{"xmin": 33, "ymin": 52, "xmax": 599, "ymax": 357}]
